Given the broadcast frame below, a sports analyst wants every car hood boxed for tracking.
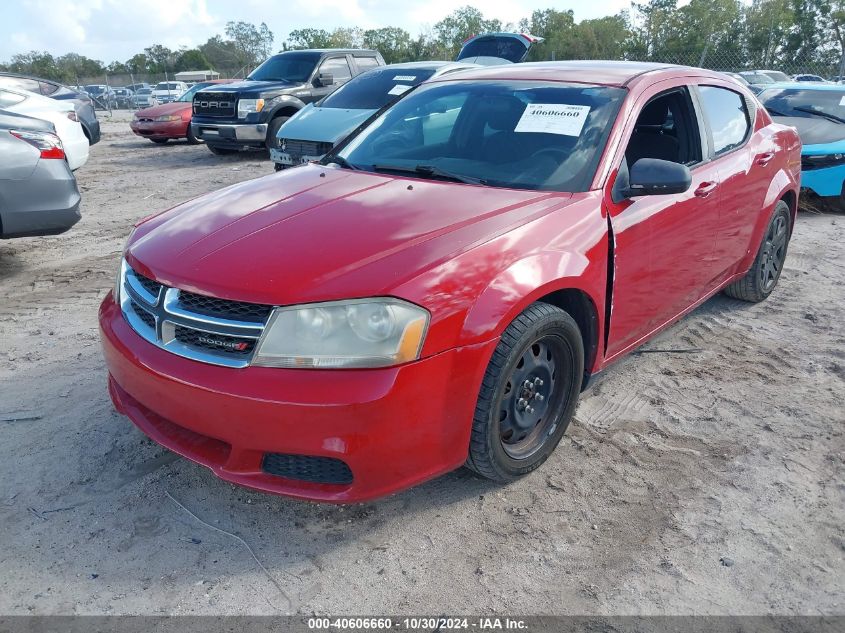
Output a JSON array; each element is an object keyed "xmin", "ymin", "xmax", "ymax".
[
  {"xmin": 277, "ymin": 104, "xmax": 376, "ymax": 143},
  {"xmin": 127, "ymin": 164, "xmax": 574, "ymax": 306},
  {"xmin": 134, "ymin": 102, "xmax": 190, "ymax": 118},
  {"xmin": 194, "ymin": 79, "xmax": 300, "ymax": 98},
  {"xmin": 772, "ymin": 115, "xmax": 845, "ymax": 146}
]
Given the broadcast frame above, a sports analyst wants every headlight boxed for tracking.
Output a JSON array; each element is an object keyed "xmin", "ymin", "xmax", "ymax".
[
  {"xmin": 253, "ymin": 298, "xmax": 429, "ymax": 369},
  {"xmin": 802, "ymin": 153, "xmax": 845, "ymax": 169},
  {"xmin": 237, "ymin": 98, "xmax": 265, "ymax": 119},
  {"xmin": 155, "ymin": 114, "xmax": 181, "ymax": 122}
]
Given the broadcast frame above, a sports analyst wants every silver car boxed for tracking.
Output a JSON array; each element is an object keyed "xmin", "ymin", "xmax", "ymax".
[{"xmin": 0, "ymin": 109, "xmax": 81, "ymax": 238}]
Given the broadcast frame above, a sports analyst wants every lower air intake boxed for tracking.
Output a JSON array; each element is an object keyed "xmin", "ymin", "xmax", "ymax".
[{"xmin": 262, "ymin": 453, "xmax": 353, "ymax": 485}]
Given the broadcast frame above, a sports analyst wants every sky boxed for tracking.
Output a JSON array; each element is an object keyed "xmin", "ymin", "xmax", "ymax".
[{"xmin": 1, "ymin": 0, "xmax": 633, "ymax": 64}]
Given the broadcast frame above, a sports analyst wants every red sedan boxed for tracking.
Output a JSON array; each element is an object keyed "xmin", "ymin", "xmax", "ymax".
[
  {"xmin": 101, "ymin": 62, "xmax": 801, "ymax": 502},
  {"xmin": 130, "ymin": 80, "xmax": 233, "ymax": 144}
]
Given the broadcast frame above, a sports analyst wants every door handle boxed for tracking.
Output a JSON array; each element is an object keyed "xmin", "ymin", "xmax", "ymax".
[
  {"xmin": 756, "ymin": 152, "xmax": 775, "ymax": 166},
  {"xmin": 694, "ymin": 181, "xmax": 718, "ymax": 198}
]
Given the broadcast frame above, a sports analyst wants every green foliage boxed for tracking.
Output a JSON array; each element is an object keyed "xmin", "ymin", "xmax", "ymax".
[
  {"xmin": 433, "ymin": 6, "xmax": 503, "ymax": 59},
  {"xmin": 225, "ymin": 21, "xmax": 275, "ymax": 70}
]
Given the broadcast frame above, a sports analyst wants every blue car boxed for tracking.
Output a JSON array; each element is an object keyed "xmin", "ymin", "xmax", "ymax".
[
  {"xmin": 758, "ymin": 82, "xmax": 845, "ymax": 209},
  {"xmin": 270, "ymin": 61, "xmax": 478, "ymax": 170}
]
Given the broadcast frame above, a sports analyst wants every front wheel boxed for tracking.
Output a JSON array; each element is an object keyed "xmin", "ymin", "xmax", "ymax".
[
  {"xmin": 186, "ymin": 124, "xmax": 200, "ymax": 145},
  {"xmin": 265, "ymin": 116, "xmax": 289, "ymax": 152},
  {"xmin": 723, "ymin": 200, "xmax": 791, "ymax": 302},
  {"xmin": 466, "ymin": 302, "xmax": 584, "ymax": 482}
]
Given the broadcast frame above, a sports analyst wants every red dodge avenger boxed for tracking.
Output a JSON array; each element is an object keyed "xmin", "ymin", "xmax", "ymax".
[{"xmin": 100, "ymin": 62, "xmax": 801, "ymax": 502}]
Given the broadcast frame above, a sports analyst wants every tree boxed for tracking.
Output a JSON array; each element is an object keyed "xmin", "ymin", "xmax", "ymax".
[
  {"xmin": 124, "ymin": 53, "xmax": 149, "ymax": 75},
  {"xmin": 8, "ymin": 51, "xmax": 60, "ymax": 80},
  {"xmin": 821, "ymin": 0, "xmax": 845, "ymax": 78},
  {"xmin": 287, "ymin": 28, "xmax": 334, "ymax": 49},
  {"xmin": 225, "ymin": 21, "xmax": 274, "ymax": 71},
  {"xmin": 175, "ymin": 48, "xmax": 210, "ymax": 72},
  {"xmin": 144, "ymin": 44, "xmax": 176, "ymax": 74},
  {"xmin": 363, "ymin": 27, "xmax": 413, "ymax": 63},
  {"xmin": 433, "ymin": 6, "xmax": 503, "ymax": 59},
  {"xmin": 519, "ymin": 9, "xmax": 575, "ymax": 60},
  {"xmin": 200, "ymin": 36, "xmax": 243, "ymax": 74}
]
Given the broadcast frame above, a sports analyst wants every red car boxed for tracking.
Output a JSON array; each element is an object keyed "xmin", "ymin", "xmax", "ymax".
[
  {"xmin": 130, "ymin": 80, "xmax": 234, "ymax": 144},
  {"xmin": 100, "ymin": 62, "xmax": 801, "ymax": 502}
]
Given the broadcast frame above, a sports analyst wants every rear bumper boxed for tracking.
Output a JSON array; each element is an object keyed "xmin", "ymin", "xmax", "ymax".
[
  {"xmin": 801, "ymin": 162, "xmax": 845, "ymax": 198},
  {"xmin": 0, "ymin": 159, "xmax": 81, "ymax": 238},
  {"xmin": 99, "ymin": 293, "xmax": 496, "ymax": 502},
  {"xmin": 191, "ymin": 121, "xmax": 268, "ymax": 148},
  {"xmin": 131, "ymin": 119, "xmax": 189, "ymax": 139},
  {"xmin": 81, "ymin": 115, "xmax": 101, "ymax": 145}
]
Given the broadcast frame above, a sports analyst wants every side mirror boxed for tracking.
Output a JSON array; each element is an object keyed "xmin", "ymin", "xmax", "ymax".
[
  {"xmin": 316, "ymin": 73, "xmax": 334, "ymax": 87},
  {"xmin": 625, "ymin": 158, "xmax": 692, "ymax": 197}
]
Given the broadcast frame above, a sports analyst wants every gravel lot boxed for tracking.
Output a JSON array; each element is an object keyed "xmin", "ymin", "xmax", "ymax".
[{"xmin": 0, "ymin": 112, "xmax": 842, "ymax": 616}]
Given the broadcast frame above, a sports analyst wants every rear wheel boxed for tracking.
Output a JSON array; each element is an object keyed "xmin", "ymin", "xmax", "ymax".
[
  {"xmin": 723, "ymin": 200, "xmax": 791, "ymax": 302},
  {"xmin": 151, "ymin": 138, "xmax": 168, "ymax": 144},
  {"xmin": 466, "ymin": 302, "xmax": 583, "ymax": 482},
  {"xmin": 208, "ymin": 145, "xmax": 236, "ymax": 156},
  {"xmin": 265, "ymin": 116, "xmax": 289, "ymax": 152}
]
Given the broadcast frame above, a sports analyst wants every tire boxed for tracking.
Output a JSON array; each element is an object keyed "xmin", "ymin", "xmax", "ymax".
[
  {"xmin": 208, "ymin": 145, "xmax": 236, "ymax": 156},
  {"xmin": 466, "ymin": 302, "xmax": 584, "ymax": 482},
  {"xmin": 723, "ymin": 200, "xmax": 791, "ymax": 303},
  {"xmin": 151, "ymin": 138, "xmax": 168, "ymax": 144},
  {"xmin": 186, "ymin": 124, "xmax": 200, "ymax": 145},
  {"xmin": 265, "ymin": 116, "xmax": 289, "ymax": 152}
]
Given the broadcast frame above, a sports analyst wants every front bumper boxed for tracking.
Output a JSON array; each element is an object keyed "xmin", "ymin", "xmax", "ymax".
[
  {"xmin": 131, "ymin": 119, "xmax": 189, "ymax": 139},
  {"xmin": 191, "ymin": 121, "xmax": 268, "ymax": 149},
  {"xmin": 99, "ymin": 293, "xmax": 496, "ymax": 502},
  {"xmin": 801, "ymin": 161, "xmax": 845, "ymax": 198}
]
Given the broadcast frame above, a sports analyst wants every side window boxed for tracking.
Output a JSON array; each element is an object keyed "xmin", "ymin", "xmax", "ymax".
[
  {"xmin": 318, "ymin": 57, "xmax": 352, "ymax": 85},
  {"xmin": 698, "ymin": 86, "xmax": 750, "ymax": 156},
  {"xmin": 355, "ymin": 56, "xmax": 380, "ymax": 72},
  {"xmin": 39, "ymin": 81, "xmax": 59, "ymax": 96},
  {"xmin": 0, "ymin": 90, "xmax": 26, "ymax": 107},
  {"xmin": 625, "ymin": 88, "xmax": 703, "ymax": 168}
]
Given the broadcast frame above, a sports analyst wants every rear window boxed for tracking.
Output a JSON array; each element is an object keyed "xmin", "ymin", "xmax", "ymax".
[
  {"xmin": 321, "ymin": 68, "xmax": 438, "ymax": 110},
  {"xmin": 760, "ymin": 88, "xmax": 845, "ymax": 123},
  {"xmin": 355, "ymin": 56, "xmax": 381, "ymax": 71},
  {"xmin": 458, "ymin": 35, "xmax": 528, "ymax": 62},
  {"xmin": 0, "ymin": 76, "xmax": 41, "ymax": 92}
]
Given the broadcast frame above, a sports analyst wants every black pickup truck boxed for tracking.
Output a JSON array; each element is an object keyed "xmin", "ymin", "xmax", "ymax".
[{"xmin": 191, "ymin": 49, "xmax": 385, "ymax": 155}]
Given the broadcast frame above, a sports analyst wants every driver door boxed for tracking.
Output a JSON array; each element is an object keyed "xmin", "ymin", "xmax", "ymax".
[
  {"xmin": 604, "ymin": 84, "xmax": 722, "ymax": 359},
  {"xmin": 309, "ymin": 55, "xmax": 353, "ymax": 103}
]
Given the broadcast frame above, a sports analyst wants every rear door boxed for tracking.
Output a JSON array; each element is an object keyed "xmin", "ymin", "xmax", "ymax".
[
  {"xmin": 692, "ymin": 83, "xmax": 765, "ymax": 276},
  {"xmin": 604, "ymin": 83, "xmax": 723, "ymax": 359}
]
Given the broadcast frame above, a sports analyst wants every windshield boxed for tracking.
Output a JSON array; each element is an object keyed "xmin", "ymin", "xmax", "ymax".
[
  {"xmin": 178, "ymin": 82, "xmax": 214, "ymax": 102},
  {"xmin": 136, "ymin": 89, "xmax": 152, "ymax": 95},
  {"xmin": 84, "ymin": 85, "xmax": 105, "ymax": 94},
  {"xmin": 248, "ymin": 53, "xmax": 318, "ymax": 83},
  {"xmin": 155, "ymin": 82, "xmax": 181, "ymax": 91},
  {"xmin": 740, "ymin": 73, "xmax": 774, "ymax": 84},
  {"xmin": 761, "ymin": 88, "xmax": 845, "ymax": 123},
  {"xmin": 763, "ymin": 71, "xmax": 791, "ymax": 82},
  {"xmin": 336, "ymin": 81, "xmax": 625, "ymax": 192},
  {"xmin": 321, "ymin": 68, "xmax": 438, "ymax": 110}
]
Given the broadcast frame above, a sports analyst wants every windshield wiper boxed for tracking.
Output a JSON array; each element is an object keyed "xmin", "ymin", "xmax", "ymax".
[
  {"xmin": 372, "ymin": 163, "xmax": 486, "ymax": 185},
  {"xmin": 764, "ymin": 106, "xmax": 790, "ymax": 117},
  {"xmin": 793, "ymin": 106, "xmax": 845, "ymax": 125},
  {"xmin": 322, "ymin": 155, "xmax": 359, "ymax": 170}
]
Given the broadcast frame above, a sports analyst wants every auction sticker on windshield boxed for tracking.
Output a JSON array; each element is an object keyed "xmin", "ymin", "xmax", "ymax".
[
  {"xmin": 393, "ymin": 75, "xmax": 416, "ymax": 81},
  {"xmin": 514, "ymin": 103, "xmax": 591, "ymax": 136},
  {"xmin": 388, "ymin": 84, "xmax": 413, "ymax": 96}
]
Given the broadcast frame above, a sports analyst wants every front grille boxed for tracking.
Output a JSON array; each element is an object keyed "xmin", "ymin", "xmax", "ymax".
[
  {"xmin": 178, "ymin": 291, "xmax": 272, "ymax": 323},
  {"xmin": 136, "ymin": 117, "xmax": 154, "ymax": 123},
  {"xmin": 132, "ymin": 303, "xmax": 156, "ymax": 329},
  {"xmin": 133, "ymin": 271, "xmax": 162, "ymax": 297},
  {"xmin": 193, "ymin": 92, "xmax": 236, "ymax": 118},
  {"xmin": 262, "ymin": 453, "xmax": 353, "ymax": 485},
  {"xmin": 119, "ymin": 261, "xmax": 270, "ymax": 368},
  {"xmin": 174, "ymin": 325, "xmax": 255, "ymax": 356},
  {"xmin": 280, "ymin": 139, "xmax": 333, "ymax": 159}
]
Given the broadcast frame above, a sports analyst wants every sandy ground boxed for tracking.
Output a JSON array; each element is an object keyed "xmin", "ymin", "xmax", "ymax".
[{"xmin": 0, "ymin": 112, "xmax": 842, "ymax": 616}]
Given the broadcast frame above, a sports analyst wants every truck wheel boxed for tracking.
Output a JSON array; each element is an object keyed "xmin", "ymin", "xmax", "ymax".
[
  {"xmin": 265, "ymin": 116, "xmax": 289, "ymax": 152},
  {"xmin": 208, "ymin": 145, "xmax": 236, "ymax": 156},
  {"xmin": 466, "ymin": 302, "xmax": 583, "ymax": 482},
  {"xmin": 186, "ymin": 125, "xmax": 200, "ymax": 145},
  {"xmin": 723, "ymin": 200, "xmax": 791, "ymax": 303}
]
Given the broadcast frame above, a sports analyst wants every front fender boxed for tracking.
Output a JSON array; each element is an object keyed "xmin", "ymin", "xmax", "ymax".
[{"xmin": 265, "ymin": 94, "xmax": 307, "ymax": 121}]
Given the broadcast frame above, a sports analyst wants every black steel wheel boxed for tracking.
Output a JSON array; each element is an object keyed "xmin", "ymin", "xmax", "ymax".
[
  {"xmin": 466, "ymin": 302, "xmax": 584, "ymax": 482},
  {"xmin": 724, "ymin": 200, "xmax": 792, "ymax": 302}
]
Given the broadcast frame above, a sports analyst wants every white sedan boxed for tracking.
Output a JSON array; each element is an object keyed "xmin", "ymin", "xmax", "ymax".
[{"xmin": 0, "ymin": 86, "xmax": 89, "ymax": 170}]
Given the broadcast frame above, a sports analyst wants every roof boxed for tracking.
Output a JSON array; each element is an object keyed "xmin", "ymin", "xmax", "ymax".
[
  {"xmin": 273, "ymin": 49, "xmax": 379, "ymax": 56},
  {"xmin": 760, "ymin": 82, "xmax": 845, "ymax": 92},
  {"xmin": 428, "ymin": 60, "xmax": 688, "ymax": 87}
]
